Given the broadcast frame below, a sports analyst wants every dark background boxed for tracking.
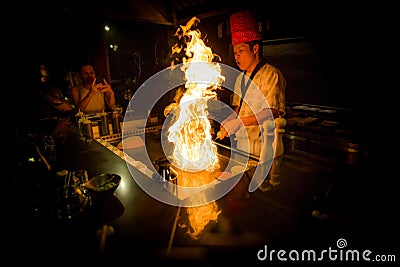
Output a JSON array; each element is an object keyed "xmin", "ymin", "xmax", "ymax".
[{"xmin": 5, "ymin": 1, "xmax": 380, "ymax": 137}]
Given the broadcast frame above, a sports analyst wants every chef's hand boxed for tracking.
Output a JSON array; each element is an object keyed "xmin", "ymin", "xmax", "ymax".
[
  {"xmin": 216, "ymin": 129, "xmax": 227, "ymax": 140},
  {"xmin": 221, "ymin": 118, "xmax": 243, "ymax": 136},
  {"xmin": 216, "ymin": 119, "xmax": 227, "ymax": 139}
]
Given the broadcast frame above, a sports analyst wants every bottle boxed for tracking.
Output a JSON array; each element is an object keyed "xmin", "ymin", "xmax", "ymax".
[
  {"xmin": 99, "ymin": 110, "xmax": 110, "ymax": 136},
  {"xmin": 75, "ymin": 109, "xmax": 84, "ymax": 126},
  {"xmin": 111, "ymin": 109, "xmax": 121, "ymax": 134},
  {"xmin": 83, "ymin": 117, "xmax": 93, "ymax": 139},
  {"xmin": 77, "ymin": 114, "xmax": 85, "ymax": 138}
]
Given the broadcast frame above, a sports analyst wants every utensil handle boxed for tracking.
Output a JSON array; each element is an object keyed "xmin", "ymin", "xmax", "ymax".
[{"xmin": 98, "ymin": 224, "xmax": 108, "ymax": 257}]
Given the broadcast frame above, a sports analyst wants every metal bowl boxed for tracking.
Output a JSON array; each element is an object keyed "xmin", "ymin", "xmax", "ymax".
[{"xmin": 84, "ymin": 173, "xmax": 121, "ymax": 196}]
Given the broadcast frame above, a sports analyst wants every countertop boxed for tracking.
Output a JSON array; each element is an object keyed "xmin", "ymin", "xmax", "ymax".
[{"xmin": 5, "ymin": 123, "xmax": 393, "ymax": 265}]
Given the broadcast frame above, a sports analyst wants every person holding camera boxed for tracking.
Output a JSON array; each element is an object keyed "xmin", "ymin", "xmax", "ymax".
[{"xmin": 70, "ymin": 64, "xmax": 116, "ymax": 114}]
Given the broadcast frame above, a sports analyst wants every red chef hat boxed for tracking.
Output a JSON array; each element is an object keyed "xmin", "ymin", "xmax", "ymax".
[{"xmin": 230, "ymin": 11, "xmax": 262, "ymax": 46}]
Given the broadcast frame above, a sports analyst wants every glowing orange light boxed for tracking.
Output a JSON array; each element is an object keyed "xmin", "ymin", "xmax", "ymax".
[
  {"xmin": 168, "ymin": 17, "xmax": 224, "ymax": 173},
  {"xmin": 168, "ymin": 17, "xmax": 225, "ymax": 239}
]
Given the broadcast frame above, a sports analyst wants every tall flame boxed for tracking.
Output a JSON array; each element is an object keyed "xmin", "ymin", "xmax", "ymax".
[
  {"xmin": 168, "ymin": 17, "xmax": 225, "ymax": 172},
  {"xmin": 167, "ymin": 17, "xmax": 224, "ymax": 239}
]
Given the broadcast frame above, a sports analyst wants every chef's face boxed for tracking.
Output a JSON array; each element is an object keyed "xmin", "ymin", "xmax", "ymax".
[
  {"xmin": 233, "ymin": 43, "xmax": 257, "ymax": 72},
  {"xmin": 80, "ymin": 65, "xmax": 96, "ymax": 84}
]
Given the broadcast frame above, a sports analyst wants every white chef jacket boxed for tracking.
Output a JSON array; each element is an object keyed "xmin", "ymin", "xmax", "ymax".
[{"xmin": 231, "ymin": 62, "xmax": 286, "ymax": 157}]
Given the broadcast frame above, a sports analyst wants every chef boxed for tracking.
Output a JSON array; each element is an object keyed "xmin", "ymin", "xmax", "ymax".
[{"xmin": 218, "ymin": 10, "xmax": 286, "ymax": 192}]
